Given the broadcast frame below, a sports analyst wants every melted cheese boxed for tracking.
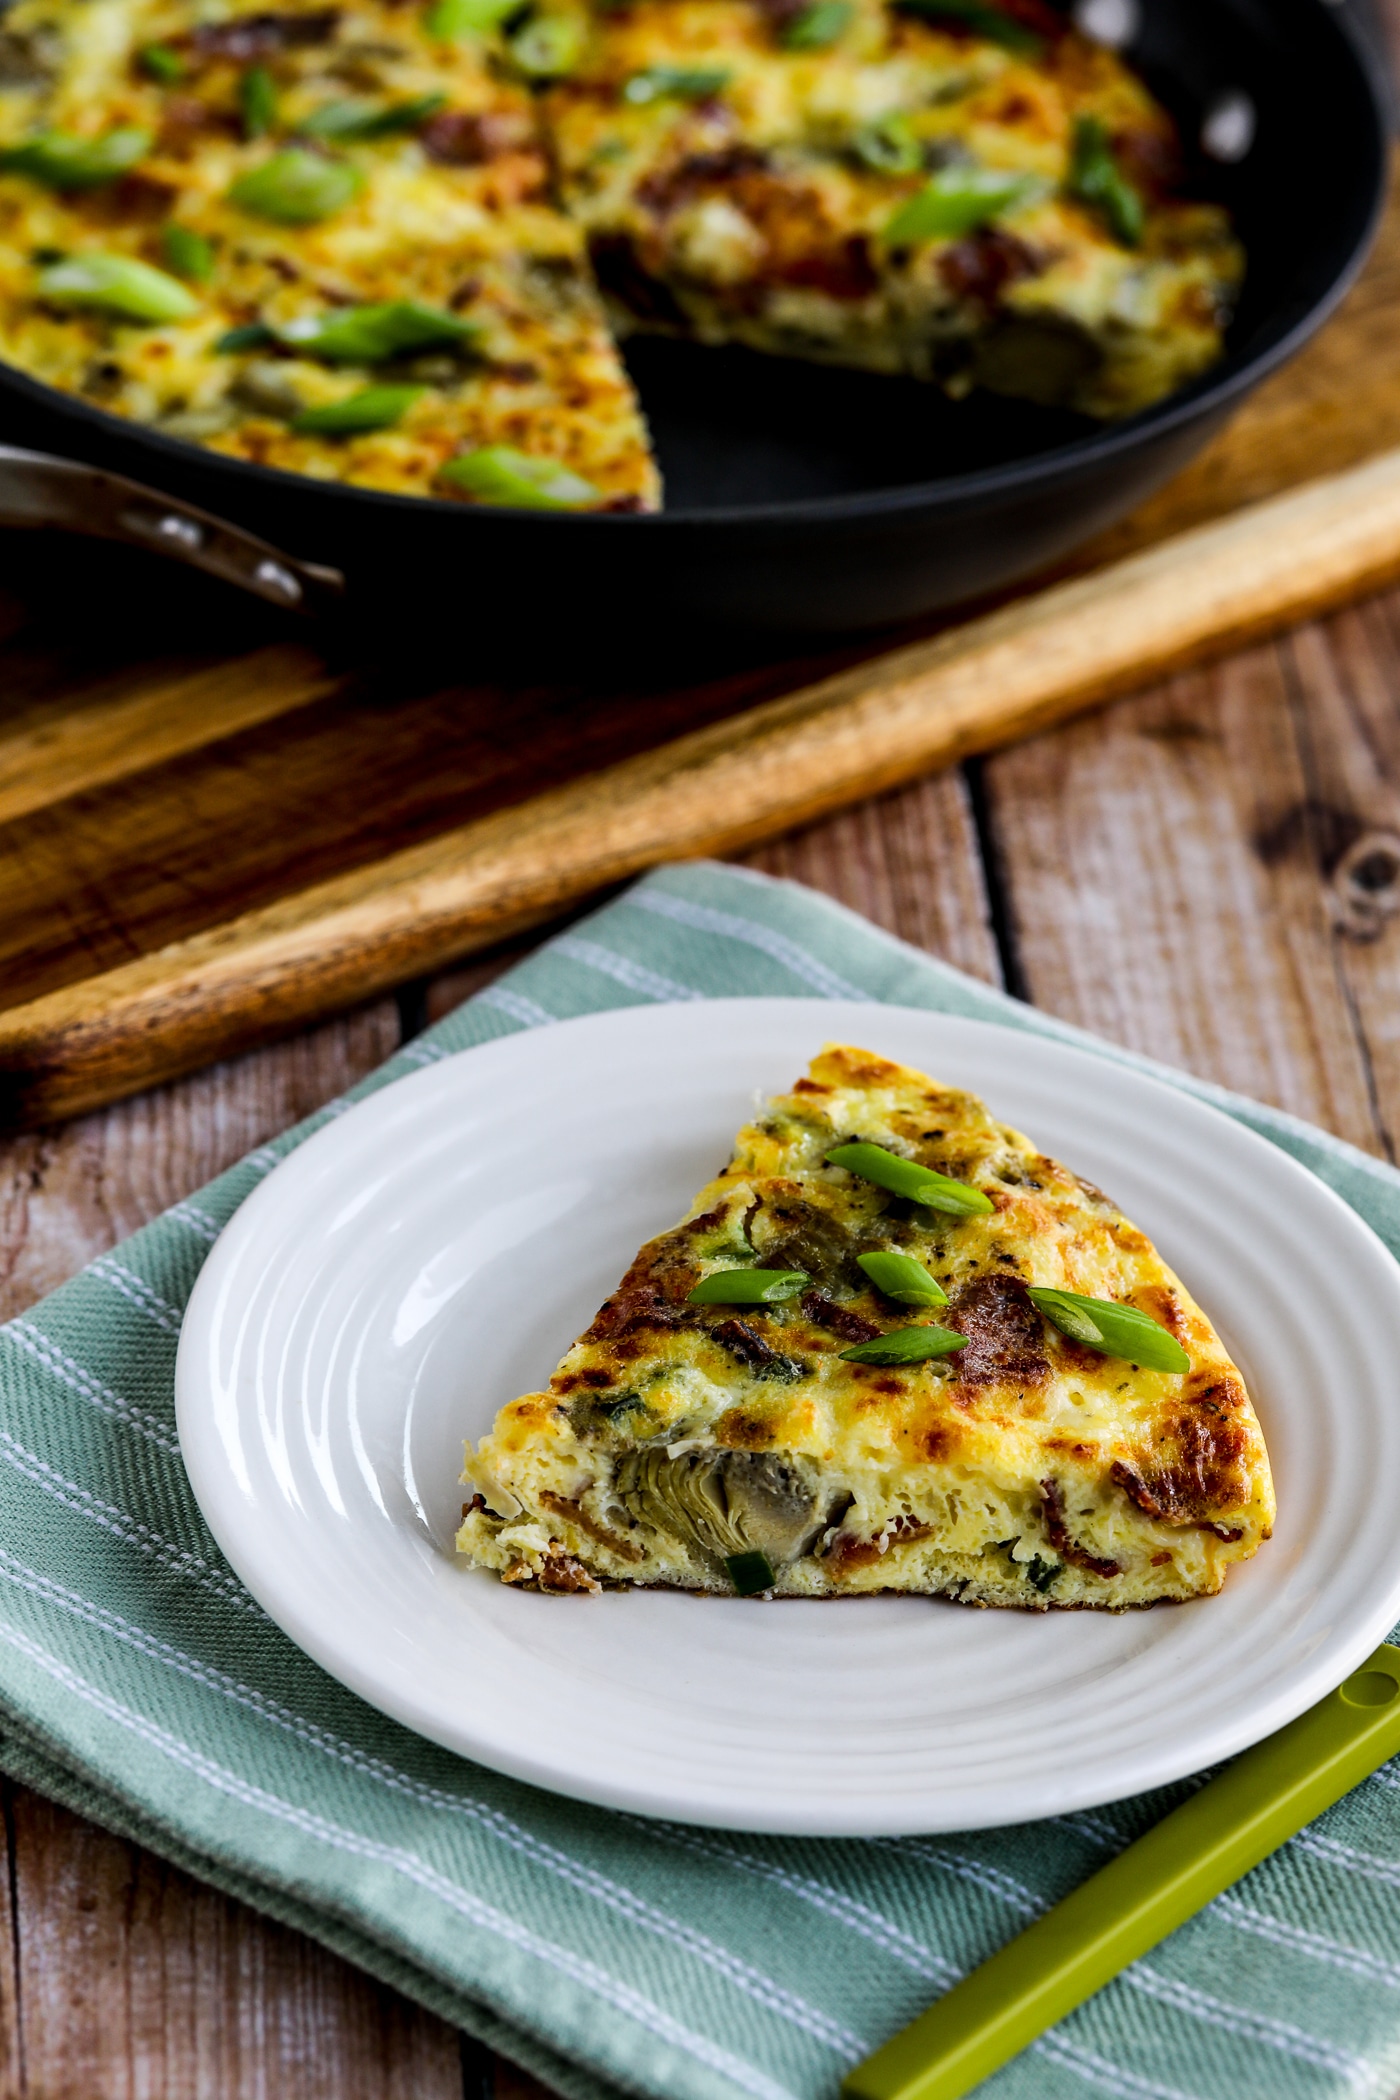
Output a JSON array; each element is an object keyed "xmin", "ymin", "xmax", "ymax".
[
  {"xmin": 0, "ymin": 0, "xmax": 1243, "ymax": 501},
  {"xmin": 459, "ymin": 1044, "xmax": 1275, "ymax": 1608},
  {"xmin": 544, "ymin": 0, "xmax": 1243, "ymax": 417},
  {"xmin": 0, "ymin": 0, "xmax": 660, "ymax": 505}
]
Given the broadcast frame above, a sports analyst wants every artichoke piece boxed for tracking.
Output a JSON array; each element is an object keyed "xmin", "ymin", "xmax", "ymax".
[
  {"xmin": 615, "ymin": 1448, "xmax": 850, "ymax": 1570},
  {"xmin": 969, "ymin": 317, "xmax": 1101, "ymax": 409}
]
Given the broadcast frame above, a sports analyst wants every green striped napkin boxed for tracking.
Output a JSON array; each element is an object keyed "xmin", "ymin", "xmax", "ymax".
[{"xmin": 2, "ymin": 859, "xmax": 1398, "ymax": 2100}]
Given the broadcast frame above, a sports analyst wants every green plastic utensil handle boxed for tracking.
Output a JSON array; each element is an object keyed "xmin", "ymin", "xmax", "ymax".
[{"xmin": 844, "ymin": 1644, "xmax": 1400, "ymax": 2100}]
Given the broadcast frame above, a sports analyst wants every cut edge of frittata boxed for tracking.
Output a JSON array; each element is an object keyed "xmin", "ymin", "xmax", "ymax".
[{"xmin": 457, "ymin": 1043, "xmax": 1275, "ymax": 1609}]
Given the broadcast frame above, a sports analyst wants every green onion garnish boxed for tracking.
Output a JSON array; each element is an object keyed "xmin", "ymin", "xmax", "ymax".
[
  {"xmin": 276, "ymin": 299, "xmax": 476, "ymax": 361},
  {"xmin": 36, "ymin": 252, "xmax": 199, "ymax": 323},
  {"xmin": 291, "ymin": 383, "xmax": 423, "ymax": 434},
  {"xmin": 139, "ymin": 42, "xmax": 185, "ymax": 83},
  {"xmin": 438, "ymin": 445, "xmax": 602, "ymax": 509},
  {"xmin": 851, "ymin": 113, "xmax": 922, "ymax": 175},
  {"xmin": 840, "ymin": 1323, "xmax": 967, "ymax": 1364},
  {"xmin": 897, "ymin": 0, "xmax": 1043, "ymax": 55},
  {"xmin": 508, "ymin": 14, "xmax": 585, "ymax": 75},
  {"xmin": 856, "ymin": 1250, "xmax": 948, "ymax": 1306},
  {"xmin": 0, "ymin": 127, "xmax": 152, "ymax": 190},
  {"xmin": 228, "ymin": 149, "xmax": 364, "ymax": 224},
  {"xmin": 299, "ymin": 92, "xmax": 447, "ymax": 139},
  {"xmin": 687, "ymin": 1268, "xmax": 810, "ymax": 1304},
  {"xmin": 827, "ymin": 1141, "xmax": 994, "ymax": 1215},
  {"xmin": 424, "ymin": 0, "xmax": 518, "ymax": 36},
  {"xmin": 240, "ymin": 65, "xmax": 278, "ymax": 139},
  {"xmin": 726, "ymin": 1550, "xmax": 776, "ymax": 1595},
  {"xmin": 1028, "ymin": 1288, "xmax": 1189, "ymax": 1372},
  {"xmin": 883, "ymin": 165, "xmax": 1039, "ymax": 245},
  {"xmin": 782, "ymin": 0, "xmax": 852, "ymax": 47},
  {"xmin": 1068, "ymin": 116, "xmax": 1143, "ymax": 246},
  {"xmin": 622, "ymin": 65, "xmax": 731, "ymax": 104},
  {"xmin": 161, "ymin": 224, "xmax": 215, "ymax": 282}
]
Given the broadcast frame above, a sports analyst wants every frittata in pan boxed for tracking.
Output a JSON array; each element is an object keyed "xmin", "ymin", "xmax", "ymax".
[
  {"xmin": 0, "ymin": 0, "xmax": 1242, "ymax": 501},
  {"xmin": 458, "ymin": 1044, "xmax": 1274, "ymax": 1607},
  {"xmin": 0, "ymin": 0, "xmax": 660, "ymax": 507},
  {"xmin": 544, "ymin": 0, "xmax": 1243, "ymax": 418}
]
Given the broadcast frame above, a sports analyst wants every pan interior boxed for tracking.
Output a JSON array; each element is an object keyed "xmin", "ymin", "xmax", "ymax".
[{"xmin": 629, "ymin": 338, "xmax": 1093, "ymax": 508}]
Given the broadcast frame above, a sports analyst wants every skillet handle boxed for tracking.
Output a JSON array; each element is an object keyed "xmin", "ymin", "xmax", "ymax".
[{"xmin": 0, "ymin": 442, "xmax": 345, "ymax": 612}]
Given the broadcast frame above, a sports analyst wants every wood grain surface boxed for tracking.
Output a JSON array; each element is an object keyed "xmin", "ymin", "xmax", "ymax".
[
  {"xmin": 4, "ymin": 161, "xmax": 1400, "ymax": 1128},
  {"xmin": 7, "ymin": 569, "xmax": 1400, "ymax": 2094}
]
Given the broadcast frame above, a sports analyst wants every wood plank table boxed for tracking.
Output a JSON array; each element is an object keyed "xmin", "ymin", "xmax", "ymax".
[
  {"xmin": 6, "ymin": 557, "xmax": 1400, "ymax": 2100},
  {"xmin": 10, "ymin": 89, "xmax": 1400, "ymax": 2098}
]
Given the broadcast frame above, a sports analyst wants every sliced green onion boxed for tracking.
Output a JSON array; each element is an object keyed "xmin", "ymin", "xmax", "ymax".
[
  {"xmin": 856, "ymin": 1250, "xmax": 948, "ymax": 1306},
  {"xmin": 782, "ymin": 0, "xmax": 852, "ymax": 46},
  {"xmin": 1028, "ymin": 1288, "xmax": 1190, "ymax": 1372},
  {"xmin": 0, "ymin": 127, "xmax": 152, "ymax": 190},
  {"xmin": 228, "ymin": 148, "xmax": 364, "ymax": 223},
  {"xmin": 215, "ymin": 320, "xmax": 274, "ymax": 351},
  {"xmin": 688, "ymin": 1267, "xmax": 809, "ymax": 1304},
  {"xmin": 883, "ymin": 164, "xmax": 1039, "ymax": 245},
  {"xmin": 1068, "ymin": 115, "xmax": 1143, "ymax": 246},
  {"xmin": 726, "ymin": 1549, "xmax": 776, "ymax": 1595},
  {"xmin": 508, "ymin": 14, "xmax": 585, "ymax": 75},
  {"xmin": 896, "ymin": 0, "xmax": 1043, "ymax": 55},
  {"xmin": 438, "ymin": 444, "xmax": 602, "ymax": 509},
  {"xmin": 240, "ymin": 65, "xmax": 278, "ymax": 139},
  {"xmin": 424, "ymin": 0, "xmax": 518, "ymax": 36},
  {"xmin": 851, "ymin": 112, "xmax": 921, "ymax": 175},
  {"xmin": 139, "ymin": 42, "xmax": 185, "ymax": 83},
  {"xmin": 622, "ymin": 64, "xmax": 731, "ymax": 104},
  {"xmin": 841, "ymin": 1323, "xmax": 967, "ymax": 1365},
  {"xmin": 276, "ymin": 298, "xmax": 476, "ymax": 362},
  {"xmin": 161, "ymin": 224, "xmax": 215, "ymax": 282},
  {"xmin": 291, "ymin": 383, "xmax": 423, "ymax": 433},
  {"xmin": 36, "ymin": 252, "xmax": 199, "ymax": 323},
  {"xmin": 299, "ymin": 92, "xmax": 447, "ymax": 139},
  {"xmin": 827, "ymin": 1141, "xmax": 994, "ymax": 1216}
]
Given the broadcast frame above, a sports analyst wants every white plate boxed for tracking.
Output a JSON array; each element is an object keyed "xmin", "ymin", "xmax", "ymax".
[{"xmin": 177, "ymin": 1000, "xmax": 1400, "ymax": 1835}]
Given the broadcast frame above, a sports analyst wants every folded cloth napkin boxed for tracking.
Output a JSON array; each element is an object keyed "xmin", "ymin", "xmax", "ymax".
[{"xmin": 3, "ymin": 859, "xmax": 1399, "ymax": 2100}]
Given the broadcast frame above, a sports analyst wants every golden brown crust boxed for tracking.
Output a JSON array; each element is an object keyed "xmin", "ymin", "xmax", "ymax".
[
  {"xmin": 459, "ymin": 1041, "xmax": 1276, "ymax": 1609},
  {"xmin": 544, "ymin": 0, "xmax": 1243, "ymax": 418},
  {"xmin": 0, "ymin": 0, "xmax": 659, "ymax": 505}
]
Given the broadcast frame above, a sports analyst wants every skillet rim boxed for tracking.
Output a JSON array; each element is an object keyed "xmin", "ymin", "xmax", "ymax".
[{"xmin": 0, "ymin": 0, "xmax": 1387, "ymax": 537}]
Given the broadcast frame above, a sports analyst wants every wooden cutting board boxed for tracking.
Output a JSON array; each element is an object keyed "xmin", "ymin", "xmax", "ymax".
[{"xmin": 5, "ymin": 159, "xmax": 1400, "ymax": 1132}]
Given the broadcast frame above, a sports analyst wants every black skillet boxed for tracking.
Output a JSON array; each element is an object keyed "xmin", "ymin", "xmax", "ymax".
[{"xmin": 0, "ymin": 0, "xmax": 1387, "ymax": 639}]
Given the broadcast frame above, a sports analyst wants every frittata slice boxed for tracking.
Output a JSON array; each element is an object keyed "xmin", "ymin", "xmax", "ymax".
[
  {"xmin": 0, "ymin": 0, "xmax": 660, "ymax": 507},
  {"xmin": 541, "ymin": 0, "xmax": 1242, "ymax": 417},
  {"xmin": 458, "ymin": 1043, "xmax": 1274, "ymax": 1607}
]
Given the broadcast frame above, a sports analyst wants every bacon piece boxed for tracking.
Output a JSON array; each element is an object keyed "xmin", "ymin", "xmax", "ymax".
[
  {"xmin": 826, "ymin": 1513, "xmax": 931, "ymax": 1575},
  {"xmin": 938, "ymin": 228, "xmax": 1039, "ymax": 313},
  {"xmin": 1040, "ymin": 1478, "xmax": 1120, "ymax": 1579},
  {"xmin": 948, "ymin": 1274, "xmax": 1048, "ymax": 1388},
  {"xmin": 711, "ymin": 1317, "xmax": 791, "ymax": 1376},
  {"xmin": 539, "ymin": 1490, "xmax": 644, "ymax": 1562},
  {"xmin": 536, "ymin": 1546, "xmax": 603, "ymax": 1594},
  {"xmin": 779, "ymin": 236, "xmax": 878, "ymax": 300},
  {"xmin": 800, "ymin": 1290, "xmax": 880, "ymax": 1344},
  {"xmin": 590, "ymin": 234, "xmax": 688, "ymax": 325},
  {"xmin": 421, "ymin": 108, "xmax": 535, "ymax": 164},
  {"xmin": 637, "ymin": 145, "xmax": 770, "ymax": 219},
  {"xmin": 191, "ymin": 10, "xmax": 340, "ymax": 60}
]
